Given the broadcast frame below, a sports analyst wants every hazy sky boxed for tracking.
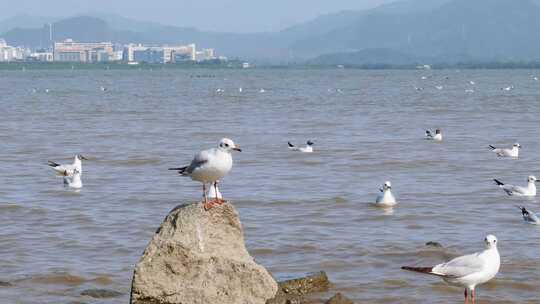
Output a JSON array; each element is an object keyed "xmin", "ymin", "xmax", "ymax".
[{"xmin": 2, "ymin": 0, "xmax": 397, "ymax": 32}]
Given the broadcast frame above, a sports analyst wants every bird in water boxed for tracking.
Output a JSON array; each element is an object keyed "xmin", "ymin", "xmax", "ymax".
[
  {"xmin": 48, "ymin": 154, "xmax": 87, "ymax": 177},
  {"xmin": 489, "ymin": 143, "xmax": 520, "ymax": 158},
  {"xmin": 493, "ymin": 175, "xmax": 538, "ymax": 197},
  {"xmin": 288, "ymin": 140, "xmax": 314, "ymax": 153},
  {"xmin": 375, "ymin": 181, "xmax": 397, "ymax": 207},
  {"xmin": 425, "ymin": 129, "xmax": 442, "ymax": 141}
]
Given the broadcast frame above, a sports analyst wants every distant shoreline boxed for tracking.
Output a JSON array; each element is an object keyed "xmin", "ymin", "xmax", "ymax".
[{"xmin": 2, "ymin": 61, "xmax": 540, "ymax": 70}]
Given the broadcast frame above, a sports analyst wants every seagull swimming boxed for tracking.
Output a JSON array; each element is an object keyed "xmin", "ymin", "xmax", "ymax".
[
  {"xmin": 425, "ymin": 129, "xmax": 443, "ymax": 141},
  {"xmin": 48, "ymin": 154, "xmax": 87, "ymax": 177},
  {"xmin": 288, "ymin": 140, "xmax": 314, "ymax": 153},
  {"xmin": 375, "ymin": 181, "xmax": 397, "ymax": 207},
  {"xmin": 517, "ymin": 206, "xmax": 540, "ymax": 225},
  {"xmin": 493, "ymin": 176, "xmax": 538, "ymax": 197},
  {"xmin": 489, "ymin": 143, "xmax": 520, "ymax": 158},
  {"xmin": 435, "ymin": 85, "xmax": 444, "ymax": 90},
  {"xmin": 169, "ymin": 138, "xmax": 241, "ymax": 210},
  {"xmin": 63, "ymin": 169, "xmax": 82, "ymax": 189},
  {"xmin": 501, "ymin": 85, "xmax": 514, "ymax": 91},
  {"xmin": 402, "ymin": 235, "xmax": 500, "ymax": 304}
]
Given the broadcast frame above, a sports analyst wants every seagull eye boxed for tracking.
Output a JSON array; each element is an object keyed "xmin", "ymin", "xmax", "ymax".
[{"xmin": 225, "ymin": 143, "xmax": 229, "ymax": 147}]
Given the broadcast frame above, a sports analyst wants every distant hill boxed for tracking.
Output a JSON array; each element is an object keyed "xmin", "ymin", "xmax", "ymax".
[{"xmin": 2, "ymin": 0, "xmax": 540, "ymax": 64}]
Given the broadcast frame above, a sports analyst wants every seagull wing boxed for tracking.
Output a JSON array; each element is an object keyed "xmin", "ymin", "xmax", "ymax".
[
  {"xmin": 431, "ymin": 252, "xmax": 485, "ymax": 278},
  {"xmin": 185, "ymin": 149, "xmax": 211, "ymax": 174}
]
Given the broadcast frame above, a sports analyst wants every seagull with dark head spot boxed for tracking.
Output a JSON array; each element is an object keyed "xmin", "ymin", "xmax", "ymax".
[
  {"xmin": 425, "ymin": 129, "xmax": 442, "ymax": 141},
  {"xmin": 169, "ymin": 138, "xmax": 241, "ymax": 210},
  {"xmin": 48, "ymin": 154, "xmax": 87, "ymax": 177},
  {"xmin": 288, "ymin": 140, "xmax": 314, "ymax": 153},
  {"xmin": 517, "ymin": 206, "xmax": 540, "ymax": 225}
]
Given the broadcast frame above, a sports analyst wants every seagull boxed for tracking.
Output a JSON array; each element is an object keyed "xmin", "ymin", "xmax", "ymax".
[
  {"xmin": 215, "ymin": 88, "xmax": 224, "ymax": 93},
  {"xmin": 501, "ymin": 85, "xmax": 514, "ymax": 91},
  {"xmin": 259, "ymin": 88, "xmax": 266, "ymax": 93},
  {"xmin": 402, "ymin": 235, "xmax": 500, "ymax": 304},
  {"xmin": 425, "ymin": 129, "xmax": 443, "ymax": 141},
  {"xmin": 238, "ymin": 87, "xmax": 243, "ymax": 93},
  {"xmin": 207, "ymin": 182, "xmax": 223, "ymax": 200},
  {"xmin": 489, "ymin": 143, "xmax": 520, "ymax": 158},
  {"xmin": 493, "ymin": 176, "xmax": 538, "ymax": 197},
  {"xmin": 469, "ymin": 80, "xmax": 476, "ymax": 85},
  {"xmin": 169, "ymin": 138, "xmax": 241, "ymax": 210},
  {"xmin": 435, "ymin": 85, "xmax": 443, "ymax": 90},
  {"xmin": 63, "ymin": 169, "xmax": 82, "ymax": 189},
  {"xmin": 288, "ymin": 140, "xmax": 314, "ymax": 153},
  {"xmin": 534, "ymin": 76, "xmax": 539, "ymax": 81},
  {"xmin": 48, "ymin": 154, "xmax": 87, "ymax": 177},
  {"xmin": 517, "ymin": 206, "xmax": 540, "ymax": 225},
  {"xmin": 375, "ymin": 181, "xmax": 397, "ymax": 207},
  {"xmin": 465, "ymin": 89, "xmax": 475, "ymax": 93},
  {"xmin": 100, "ymin": 86, "xmax": 107, "ymax": 92}
]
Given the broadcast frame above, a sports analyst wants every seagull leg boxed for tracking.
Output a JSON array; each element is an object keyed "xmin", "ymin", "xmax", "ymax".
[
  {"xmin": 471, "ymin": 289, "xmax": 475, "ymax": 304},
  {"xmin": 214, "ymin": 181, "xmax": 225, "ymax": 205},
  {"xmin": 464, "ymin": 289, "xmax": 469, "ymax": 304},
  {"xmin": 203, "ymin": 183, "xmax": 213, "ymax": 211}
]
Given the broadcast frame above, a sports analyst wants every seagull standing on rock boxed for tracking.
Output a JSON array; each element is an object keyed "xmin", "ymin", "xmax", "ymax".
[
  {"xmin": 489, "ymin": 143, "xmax": 520, "ymax": 158},
  {"xmin": 402, "ymin": 235, "xmax": 500, "ymax": 304},
  {"xmin": 169, "ymin": 138, "xmax": 241, "ymax": 210}
]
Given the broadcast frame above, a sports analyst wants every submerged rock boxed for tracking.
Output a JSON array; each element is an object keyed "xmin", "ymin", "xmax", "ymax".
[
  {"xmin": 130, "ymin": 202, "xmax": 277, "ymax": 304},
  {"xmin": 0, "ymin": 280, "xmax": 12, "ymax": 287},
  {"xmin": 325, "ymin": 293, "xmax": 354, "ymax": 304},
  {"xmin": 81, "ymin": 289, "xmax": 123, "ymax": 298},
  {"xmin": 267, "ymin": 272, "xmax": 330, "ymax": 304},
  {"xmin": 425, "ymin": 241, "xmax": 443, "ymax": 248}
]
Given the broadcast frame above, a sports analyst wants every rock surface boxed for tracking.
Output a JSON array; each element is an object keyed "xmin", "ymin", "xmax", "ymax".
[
  {"xmin": 325, "ymin": 293, "xmax": 354, "ymax": 304},
  {"xmin": 267, "ymin": 272, "xmax": 330, "ymax": 304},
  {"xmin": 130, "ymin": 202, "xmax": 278, "ymax": 304}
]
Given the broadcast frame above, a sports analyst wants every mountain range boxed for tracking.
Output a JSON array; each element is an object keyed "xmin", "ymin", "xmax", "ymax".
[{"xmin": 2, "ymin": 0, "xmax": 540, "ymax": 65}]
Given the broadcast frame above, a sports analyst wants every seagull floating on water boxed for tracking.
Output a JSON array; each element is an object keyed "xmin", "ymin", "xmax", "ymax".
[
  {"xmin": 469, "ymin": 80, "xmax": 476, "ymax": 85},
  {"xmin": 288, "ymin": 140, "xmax": 314, "ymax": 153},
  {"xmin": 63, "ymin": 169, "xmax": 82, "ymax": 189},
  {"xmin": 259, "ymin": 88, "xmax": 265, "ymax": 93},
  {"xmin": 48, "ymin": 154, "xmax": 87, "ymax": 177},
  {"xmin": 435, "ymin": 85, "xmax": 443, "ymax": 90},
  {"xmin": 169, "ymin": 138, "xmax": 241, "ymax": 210},
  {"xmin": 425, "ymin": 129, "xmax": 442, "ymax": 141},
  {"xmin": 517, "ymin": 206, "xmax": 540, "ymax": 225},
  {"xmin": 375, "ymin": 181, "xmax": 397, "ymax": 207},
  {"xmin": 402, "ymin": 235, "xmax": 500, "ymax": 304},
  {"xmin": 489, "ymin": 143, "xmax": 520, "ymax": 158},
  {"xmin": 501, "ymin": 85, "xmax": 514, "ymax": 91},
  {"xmin": 493, "ymin": 175, "xmax": 538, "ymax": 197}
]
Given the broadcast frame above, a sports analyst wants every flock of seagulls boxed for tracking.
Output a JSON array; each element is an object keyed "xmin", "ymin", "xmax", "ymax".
[
  {"xmin": 43, "ymin": 104, "xmax": 535, "ymax": 302},
  {"xmin": 44, "ymin": 125, "xmax": 535, "ymax": 302}
]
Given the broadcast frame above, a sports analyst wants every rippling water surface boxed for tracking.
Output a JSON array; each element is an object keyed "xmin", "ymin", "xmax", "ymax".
[{"xmin": 1, "ymin": 68, "xmax": 540, "ymax": 303}]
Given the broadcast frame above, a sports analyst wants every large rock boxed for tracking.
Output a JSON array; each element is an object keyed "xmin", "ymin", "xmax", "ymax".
[{"xmin": 130, "ymin": 202, "xmax": 278, "ymax": 304}]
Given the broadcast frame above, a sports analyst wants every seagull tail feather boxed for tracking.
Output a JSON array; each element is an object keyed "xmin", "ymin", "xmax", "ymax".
[
  {"xmin": 493, "ymin": 179, "xmax": 505, "ymax": 186},
  {"xmin": 288, "ymin": 142, "xmax": 295, "ymax": 148},
  {"xmin": 489, "ymin": 145, "xmax": 497, "ymax": 150},
  {"xmin": 169, "ymin": 166, "xmax": 188, "ymax": 175},
  {"xmin": 48, "ymin": 160, "xmax": 60, "ymax": 167},
  {"xmin": 401, "ymin": 266, "xmax": 433, "ymax": 274}
]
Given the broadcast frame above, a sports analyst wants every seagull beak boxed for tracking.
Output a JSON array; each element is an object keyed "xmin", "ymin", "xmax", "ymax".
[{"xmin": 233, "ymin": 146, "xmax": 242, "ymax": 152}]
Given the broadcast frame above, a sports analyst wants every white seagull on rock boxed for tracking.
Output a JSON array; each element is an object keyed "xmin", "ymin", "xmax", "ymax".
[
  {"xmin": 517, "ymin": 206, "xmax": 540, "ymax": 225},
  {"xmin": 493, "ymin": 176, "xmax": 538, "ymax": 197},
  {"xmin": 375, "ymin": 181, "xmax": 397, "ymax": 207},
  {"xmin": 425, "ymin": 129, "xmax": 442, "ymax": 141},
  {"xmin": 169, "ymin": 138, "xmax": 241, "ymax": 210},
  {"xmin": 402, "ymin": 235, "xmax": 500, "ymax": 304},
  {"xmin": 489, "ymin": 143, "xmax": 520, "ymax": 158},
  {"xmin": 48, "ymin": 154, "xmax": 87, "ymax": 177},
  {"xmin": 288, "ymin": 140, "xmax": 314, "ymax": 153}
]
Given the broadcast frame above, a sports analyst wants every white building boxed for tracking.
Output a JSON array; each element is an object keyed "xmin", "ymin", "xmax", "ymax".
[
  {"xmin": 123, "ymin": 43, "xmax": 196, "ymax": 63},
  {"xmin": 0, "ymin": 39, "xmax": 28, "ymax": 62},
  {"xmin": 54, "ymin": 39, "xmax": 114, "ymax": 62},
  {"xmin": 28, "ymin": 51, "xmax": 54, "ymax": 62},
  {"xmin": 195, "ymin": 48, "xmax": 217, "ymax": 61}
]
